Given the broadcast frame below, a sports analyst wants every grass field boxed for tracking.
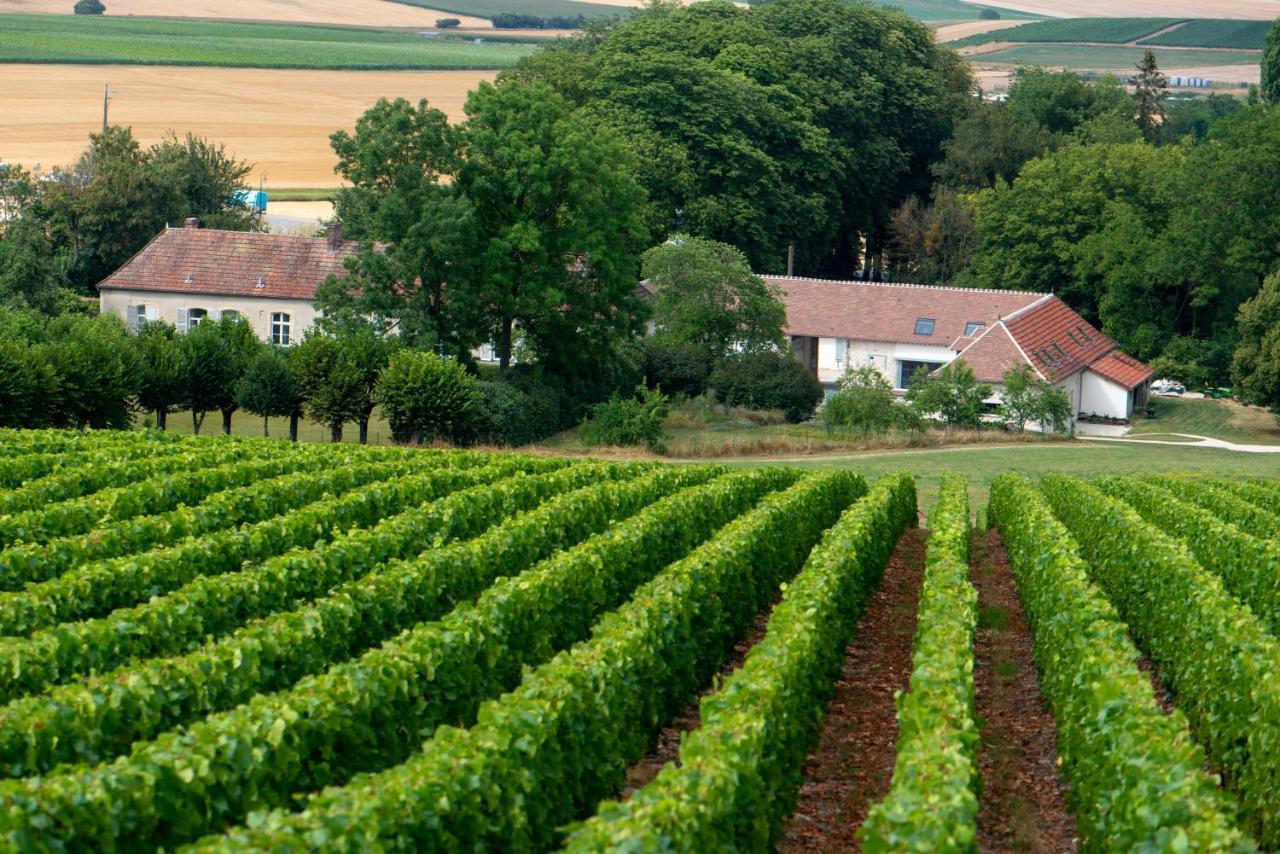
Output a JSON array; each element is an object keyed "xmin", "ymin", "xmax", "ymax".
[
  {"xmin": 969, "ymin": 43, "xmax": 1262, "ymax": 70},
  {"xmin": 386, "ymin": 0, "xmax": 624, "ymax": 20},
  {"xmin": 1149, "ymin": 19, "xmax": 1273, "ymax": 49},
  {"xmin": 864, "ymin": 0, "xmax": 1039, "ymax": 20},
  {"xmin": 1126, "ymin": 396, "xmax": 1280, "ymax": 445},
  {"xmin": 0, "ymin": 14, "xmax": 536, "ymax": 69},
  {"xmin": 952, "ymin": 17, "xmax": 1180, "ymax": 45},
  {"xmin": 0, "ymin": 0, "xmax": 493, "ymax": 27},
  {"xmin": 960, "ymin": 0, "xmax": 1280, "ymax": 18},
  {"xmin": 1, "ymin": 64, "xmax": 491, "ymax": 186}
]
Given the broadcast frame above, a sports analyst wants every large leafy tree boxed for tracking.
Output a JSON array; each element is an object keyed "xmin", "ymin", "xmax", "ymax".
[
  {"xmin": 456, "ymin": 79, "xmax": 650, "ymax": 372},
  {"xmin": 211, "ymin": 314, "xmax": 262, "ymax": 435},
  {"xmin": 1005, "ymin": 68, "xmax": 1128, "ymax": 137},
  {"xmin": 236, "ymin": 346, "xmax": 303, "ymax": 438},
  {"xmin": 932, "ymin": 102, "xmax": 1055, "ymax": 192},
  {"xmin": 1232, "ymin": 272, "xmax": 1280, "ymax": 412},
  {"xmin": 175, "ymin": 320, "xmax": 238, "ymax": 435},
  {"xmin": 641, "ymin": 234, "xmax": 785, "ymax": 359},
  {"xmin": 294, "ymin": 331, "xmax": 365, "ymax": 443},
  {"xmin": 1263, "ymin": 17, "xmax": 1280, "ymax": 105},
  {"xmin": 131, "ymin": 321, "xmax": 182, "ymax": 430}
]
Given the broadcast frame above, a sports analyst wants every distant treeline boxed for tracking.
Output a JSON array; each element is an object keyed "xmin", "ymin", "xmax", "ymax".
[{"xmin": 491, "ymin": 12, "xmax": 586, "ymax": 29}]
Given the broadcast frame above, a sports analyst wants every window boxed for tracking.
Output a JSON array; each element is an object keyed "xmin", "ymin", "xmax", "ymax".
[
  {"xmin": 964, "ymin": 321, "xmax": 984, "ymax": 337},
  {"xmin": 913, "ymin": 318, "xmax": 935, "ymax": 336},
  {"xmin": 899, "ymin": 360, "xmax": 946, "ymax": 388},
  {"xmin": 128, "ymin": 304, "xmax": 158, "ymax": 333},
  {"xmin": 271, "ymin": 312, "xmax": 292, "ymax": 346},
  {"xmin": 221, "ymin": 309, "xmax": 242, "ymax": 321},
  {"xmin": 188, "ymin": 308, "xmax": 208, "ymax": 328}
]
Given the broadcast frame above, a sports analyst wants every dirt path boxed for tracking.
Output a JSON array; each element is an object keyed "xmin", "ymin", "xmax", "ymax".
[
  {"xmin": 970, "ymin": 529, "xmax": 1078, "ymax": 853},
  {"xmin": 779, "ymin": 528, "xmax": 929, "ymax": 853},
  {"xmin": 617, "ymin": 595, "xmax": 780, "ymax": 798}
]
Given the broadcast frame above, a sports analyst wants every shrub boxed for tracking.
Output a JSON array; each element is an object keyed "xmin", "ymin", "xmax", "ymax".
[
  {"xmin": 435, "ymin": 17, "xmax": 460, "ymax": 27},
  {"xmin": 824, "ymin": 365, "xmax": 897, "ymax": 436},
  {"xmin": 905, "ymin": 359, "xmax": 990, "ymax": 430},
  {"xmin": 580, "ymin": 385, "xmax": 670, "ymax": 452},
  {"xmin": 472, "ymin": 380, "xmax": 555, "ymax": 447},
  {"xmin": 498, "ymin": 367, "xmax": 573, "ymax": 434},
  {"xmin": 979, "ymin": 7, "xmax": 1000, "ymax": 19},
  {"xmin": 73, "ymin": 0, "xmax": 105, "ymax": 13},
  {"xmin": 708, "ymin": 351, "xmax": 823, "ymax": 423},
  {"xmin": 374, "ymin": 349, "xmax": 479, "ymax": 444},
  {"xmin": 643, "ymin": 340, "xmax": 713, "ymax": 398}
]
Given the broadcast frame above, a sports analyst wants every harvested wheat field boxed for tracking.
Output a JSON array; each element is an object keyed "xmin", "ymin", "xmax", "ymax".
[
  {"xmin": 959, "ymin": 0, "xmax": 1280, "ymax": 19},
  {"xmin": 935, "ymin": 20, "xmax": 1026, "ymax": 43},
  {"xmin": 0, "ymin": 64, "xmax": 492, "ymax": 186},
  {"xmin": 0, "ymin": 0, "xmax": 491, "ymax": 27}
]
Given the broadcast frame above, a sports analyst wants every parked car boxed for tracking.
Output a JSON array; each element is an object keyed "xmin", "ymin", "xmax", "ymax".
[{"xmin": 1151, "ymin": 378, "xmax": 1185, "ymax": 396}]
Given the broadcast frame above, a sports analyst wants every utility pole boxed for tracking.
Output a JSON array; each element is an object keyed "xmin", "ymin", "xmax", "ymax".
[{"xmin": 102, "ymin": 84, "xmax": 110, "ymax": 132}]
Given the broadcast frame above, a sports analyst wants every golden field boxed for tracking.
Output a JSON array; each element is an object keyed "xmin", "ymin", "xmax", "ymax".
[
  {"xmin": 0, "ymin": 0, "xmax": 492, "ymax": 27},
  {"xmin": 0, "ymin": 64, "xmax": 494, "ymax": 186}
]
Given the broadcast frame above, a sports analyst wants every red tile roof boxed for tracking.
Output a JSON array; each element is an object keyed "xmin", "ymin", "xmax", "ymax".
[
  {"xmin": 1003, "ymin": 296, "xmax": 1115, "ymax": 382},
  {"xmin": 767, "ymin": 276, "xmax": 1044, "ymax": 348},
  {"xmin": 952, "ymin": 324, "xmax": 1032, "ymax": 384},
  {"xmin": 1090, "ymin": 350, "xmax": 1156, "ymax": 390},
  {"xmin": 97, "ymin": 227, "xmax": 358, "ymax": 301}
]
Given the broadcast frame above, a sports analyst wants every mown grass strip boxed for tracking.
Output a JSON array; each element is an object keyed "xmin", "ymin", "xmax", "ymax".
[
  {"xmin": 1043, "ymin": 474, "xmax": 1280, "ymax": 848},
  {"xmin": 0, "ymin": 466, "xmax": 729, "ymax": 848},
  {"xmin": 990, "ymin": 474, "xmax": 1250, "ymax": 850},
  {"xmin": 860, "ymin": 472, "xmax": 978, "ymax": 851},
  {"xmin": 563, "ymin": 473, "xmax": 915, "ymax": 851},
  {"xmin": 187, "ymin": 471, "xmax": 865, "ymax": 852}
]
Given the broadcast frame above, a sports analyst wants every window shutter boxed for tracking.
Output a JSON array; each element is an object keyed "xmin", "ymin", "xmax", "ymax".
[
  {"xmin": 835, "ymin": 338, "xmax": 848, "ymax": 366},
  {"xmin": 127, "ymin": 305, "xmax": 140, "ymax": 334},
  {"xmin": 176, "ymin": 308, "xmax": 188, "ymax": 334}
]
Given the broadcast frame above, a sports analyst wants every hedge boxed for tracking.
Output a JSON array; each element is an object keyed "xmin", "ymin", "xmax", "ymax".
[
  {"xmin": 187, "ymin": 471, "xmax": 867, "ymax": 851},
  {"xmin": 1042, "ymin": 474, "xmax": 1279, "ymax": 846},
  {"xmin": 991, "ymin": 474, "xmax": 1251, "ymax": 850},
  {"xmin": 861, "ymin": 472, "xmax": 977, "ymax": 851},
  {"xmin": 0, "ymin": 468, "xmax": 753, "ymax": 847},
  {"xmin": 564, "ymin": 473, "xmax": 915, "ymax": 851}
]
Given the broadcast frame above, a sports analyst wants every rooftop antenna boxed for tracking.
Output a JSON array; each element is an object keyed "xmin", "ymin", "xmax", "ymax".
[{"xmin": 102, "ymin": 84, "xmax": 111, "ymax": 132}]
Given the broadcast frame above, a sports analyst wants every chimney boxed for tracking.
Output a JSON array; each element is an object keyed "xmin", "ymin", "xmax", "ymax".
[
  {"xmin": 184, "ymin": 217, "xmax": 199, "ymax": 229},
  {"xmin": 326, "ymin": 222, "xmax": 342, "ymax": 251}
]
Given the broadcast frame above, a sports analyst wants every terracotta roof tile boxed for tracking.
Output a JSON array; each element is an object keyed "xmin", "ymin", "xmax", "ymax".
[
  {"xmin": 1090, "ymin": 350, "xmax": 1155, "ymax": 390},
  {"xmin": 96, "ymin": 227, "xmax": 358, "ymax": 301},
  {"xmin": 952, "ymin": 325, "xmax": 1032, "ymax": 384},
  {"xmin": 767, "ymin": 276, "xmax": 1044, "ymax": 348},
  {"xmin": 1003, "ymin": 295, "xmax": 1115, "ymax": 382}
]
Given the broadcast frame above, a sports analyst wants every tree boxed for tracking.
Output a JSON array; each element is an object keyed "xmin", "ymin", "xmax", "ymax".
[
  {"xmin": 825, "ymin": 364, "xmax": 897, "ymax": 437},
  {"xmin": 236, "ymin": 347, "xmax": 302, "ymax": 437},
  {"xmin": 294, "ymin": 332, "xmax": 364, "ymax": 443},
  {"xmin": 211, "ymin": 314, "xmax": 261, "ymax": 435},
  {"xmin": 457, "ymin": 79, "xmax": 649, "ymax": 372},
  {"xmin": 149, "ymin": 133, "xmax": 255, "ymax": 231},
  {"xmin": 1263, "ymin": 17, "xmax": 1280, "ymax": 105},
  {"xmin": 932, "ymin": 102, "xmax": 1054, "ymax": 192},
  {"xmin": 374, "ymin": 349, "xmax": 480, "ymax": 445},
  {"xmin": 41, "ymin": 313, "xmax": 138, "ymax": 430},
  {"xmin": 334, "ymin": 323, "xmax": 400, "ymax": 444},
  {"xmin": 73, "ymin": 0, "xmax": 104, "ymax": 13},
  {"xmin": 1133, "ymin": 50, "xmax": 1168, "ymax": 143},
  {"xmin": 175, "ymin": 320, "xmax": 237, "ymax": 435},
  {"xmin": 905, "ymin": 359, "xmax": 990, "ymax": 430},
  {"xmin": 887, "ymin": 190, "xmax": 976, "ymax": 285},
  {"xmin": 131, "ymin": 321, "xmax": 181, "ymax": 429},
  {"xmin": 998, "ymin": 364, "xmax": 1072, "ymax": 433},
  {"xmin": 1232, "ymin": 271, "xmax": 1280, "ymax": 412},
  {"xmin": 1006, "ymin": 69, "xmax": 1128, "ymax": 137},
  {"xmin": 642, "ymin": 234, "xmax": 786, "ymax": 359}
]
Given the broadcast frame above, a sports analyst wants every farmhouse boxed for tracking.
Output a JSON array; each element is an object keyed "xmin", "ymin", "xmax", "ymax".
[
  {"xmin": 773, "ymin": 276, "xmax": 1154, "ymax": 423},
  {"xmin": 97, "ymin": 219, "xmax": 355, "ymax": 345}
]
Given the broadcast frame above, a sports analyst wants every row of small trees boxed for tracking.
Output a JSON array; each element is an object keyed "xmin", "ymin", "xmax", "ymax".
[
  {"xmin": 822, "ymin": 360, "xmax": 1072, "ymax": 437},
  {"xmin": 0, "ymin": 307, "xmax": 479, "ymax": 445}
]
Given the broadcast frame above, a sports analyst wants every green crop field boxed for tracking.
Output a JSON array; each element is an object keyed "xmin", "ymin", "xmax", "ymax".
[
  {"xmin": 0, "ymin": 428, "xmax": 1277, "ymax": 848},
  {"xmin": 0, "ymin": 14, "xmax": 537, "ymax": 69},
  {"xmin": 968, "ymin": 43, "xmax": 1262, "ymax": 70},
  {"xmin": 386, "ymin": 0, "xmax": 624, "ymax": 21},
  {"xmin": 952, "ymin": 17, "xmax": 1179, "ymax": 46},
  {"xmin": 867, "ymin": 0, "xmax": 1039, "ymax": 21},
  {"xmin": 1145, "ymin": 19, "xmax": 1271, "ymax": 49}
]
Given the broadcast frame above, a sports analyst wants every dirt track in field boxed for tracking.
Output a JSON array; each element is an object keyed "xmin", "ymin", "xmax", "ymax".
[
  {"xmin": 779, "ymin": 528, "xmax": 928, "ymax": 852},
  {"xmin": 1, "ymin": 65, "xmax": 493, "ymax": 187},
  {"xmin": 970, "ymin": 528, "xmax": 1078, "ymax": 853}
]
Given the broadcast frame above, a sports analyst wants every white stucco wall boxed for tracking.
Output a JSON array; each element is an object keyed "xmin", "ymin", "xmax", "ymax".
[
  {"xmin": 101, "ymin": 289, "xmax": 319, "ymax": 345},
  {"xmin": 1079, "ymin": 370, "xmax": 1131, "ymax": 419},
  {"xmin": 817, "ymin": 337, "xmax": 895, "ymax": 386}
]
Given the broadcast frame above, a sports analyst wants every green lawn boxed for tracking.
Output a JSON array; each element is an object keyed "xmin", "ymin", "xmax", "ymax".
[
  {"xmin": 386, "ymin": 0, "xmax": 623, "ymax": 21},
  {"xmin": 968, "ymin": 44, "xmax": 1260, "ymax": 70},
  {"xmin": 869, "ymin": 0, "xmax": 1039, "ymax": 21},
  {"xmin": 0, "ymin": 14, "xmax": 536, "ymax": 70},
  {"xmin": 267, "ymin": 188, "xmax": 340, "ymax": 202},
  {"xmin": 1126, "ymin": 396, "xmax": 1280, "ymax": 445},
  {"xmin": 720, "ymin": 441, "xmax": 1280, "ymax": 509},
  {"xmin": 141, "ymin": 409, "xmax": 397, "ymax": 445}
]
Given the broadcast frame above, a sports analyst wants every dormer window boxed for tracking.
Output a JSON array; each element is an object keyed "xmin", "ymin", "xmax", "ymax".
[
  {"xmin": 914, "ymin": 318, "xmax": 935, "ymax": 336},
  {"xmin": 964, "ymin": 321, "xmax": 984, "ymax": 337}
]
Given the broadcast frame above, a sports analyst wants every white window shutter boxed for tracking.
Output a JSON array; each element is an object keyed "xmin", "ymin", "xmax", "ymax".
[
  {"xmin": 145, "ymin": 306, "xmax": 158, "ymax": 323},
  {"xmin": 127, "ymin": 305, "xmax": 140, "ymax": 334},
  {"xmin": 176, "ymin": 308, "xmax": 188, "ymax": 334},
  {"xmin": 835, "ymin": 338, "xmax": 848, "ymax": 366}
]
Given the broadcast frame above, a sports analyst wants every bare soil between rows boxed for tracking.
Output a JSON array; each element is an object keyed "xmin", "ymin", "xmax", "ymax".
[
  {"xmin": 971, "ymin": 528, "xmax": 1078, "ymax": 853},
  {"xmin": 779, "ymin": 527, "xmax": 929, "ymax": 853}
]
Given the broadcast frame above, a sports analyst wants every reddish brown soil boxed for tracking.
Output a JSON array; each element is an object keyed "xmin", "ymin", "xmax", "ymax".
[
  {"xmin": 779, "ymin": 528, "xmax": 929, "ymax": 853},
  {"xmin": 618, "ymin": 595, "xmax": 780, "ymax": 797},
  {"xmin": 1134, "ymin": 653, "xmax": 1178, "ymax": 715},
  {"xmin": 971, "ymin": 528, "xmax": 1079, "ymax": 853}
]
